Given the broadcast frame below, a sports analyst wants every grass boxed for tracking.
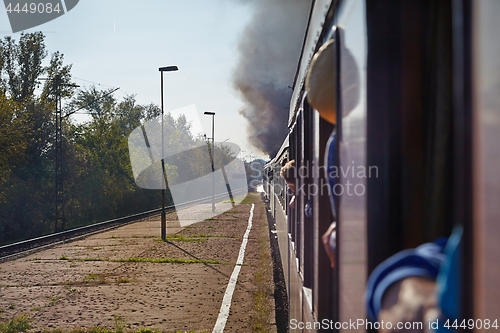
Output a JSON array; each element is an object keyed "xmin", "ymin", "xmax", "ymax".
[
  {"xmin": 64, "ymin": 285, "xmax": 80, "ymax": 293},
  {"xmin": 48, "ymin": 296, "xmax": 60, "ymax": 307},
  {"xmin": 164, "ymin": 233, "xmax": 237, "ymax": 242},
  {"xmin": 84, "ymin": 274, "xmax": 107, "ymax": 284},
  {"xmin": 0, "ymin": 314, "xmax": 32, "ymax": 333},
  {"xmin": 30, "ymin": 315, "xmax": 204, "ymax": 333},
  {"xmin": 52, "ymin": 257, "xmax": 103, "ymax": 262},
  {"xmin": 31, "ymin": 307, "xmax": 41, "ymax": 311},
  {"xmin": 113, "ymin": 257, "xmax": 227, "ymax": 265},
  {"xmin": 116, "ymin": 277, "xmax": 133, "ymax": 284},
  {"xmin": 59, "ymin": 280, "xmax": 77, "ymax": 286},
  {"xmin": 82, "ymin": 258, "xmax": 103, "ymax": 262},
  {"xmin": 42, "ymin": 328, "xmax": 115, "ymax": 333},
  {"xmin": 0, "ymin": 315, "xmax": 209, "ymax": 333},
  {"xmin": 112, "ymin": 315, "xmax": 125, "ymax": 333},
  {"xmin": 251, "ymin": 205, "xmax": 274, "ymax": 333},
  {"xmin": 165, "ymin": 235, "xmax": 207, "ymax": 243},
  {"xmin": 39, "ymin": 328, "xmax": 170, "ymax": 333},
  {"xmin": 221, "ymin": 194, "xmax": 247, "ymax": 203},
  {"xmin": 221, "ymin": 211, "xmax": 239, "ymax": 215}
]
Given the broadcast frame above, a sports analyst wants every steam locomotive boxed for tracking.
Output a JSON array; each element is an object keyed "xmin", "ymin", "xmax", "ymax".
[{"xmin": 263, "ymin": 0, "xmax": 500, "ymax": 332}]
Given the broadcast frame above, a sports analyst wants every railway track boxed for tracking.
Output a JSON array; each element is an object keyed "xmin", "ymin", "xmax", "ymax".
[{"xmin": 0, "ymin": 188, "xmax": 248, "ymax": 262}]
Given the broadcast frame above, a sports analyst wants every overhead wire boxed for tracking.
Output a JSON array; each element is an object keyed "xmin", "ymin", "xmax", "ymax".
[{"xmin": 72, "ymin": 76, "xmax": 118, "ymax": 90}]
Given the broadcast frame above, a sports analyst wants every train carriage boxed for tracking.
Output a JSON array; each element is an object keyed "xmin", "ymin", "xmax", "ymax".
[{"xmin": 264, "ymin": 0, "xmax": 500, "ymax": 332}]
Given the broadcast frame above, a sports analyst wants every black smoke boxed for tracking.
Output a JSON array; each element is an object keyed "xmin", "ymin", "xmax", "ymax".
[{"xmin": 233, "ymin": 0, "xmax": 311, "ymax": 157}]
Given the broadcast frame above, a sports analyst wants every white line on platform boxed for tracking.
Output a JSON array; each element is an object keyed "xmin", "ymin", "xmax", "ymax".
[{"xmin": 212, "ymin": 203, "xmax": 255, "ymax": 333}]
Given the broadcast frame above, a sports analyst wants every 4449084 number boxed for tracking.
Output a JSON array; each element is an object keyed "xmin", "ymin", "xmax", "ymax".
[
  {"xmin": 444, "ymin": 319, "xmax": 498, "ymax": 330},
  {"xmin": 5, "ymin": 2, "xmax": 62, "ymax": 14}
]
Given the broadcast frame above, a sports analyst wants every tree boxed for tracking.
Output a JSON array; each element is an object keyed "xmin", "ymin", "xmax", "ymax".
[
  {"xmin": 0, "ymin": 32, "xmax": 76, "ymax": 242},
  {"xmin": 1, "ymin": 32, "xmax": 46, "ymax": 102},
  {"xmin": 0, "ymin": 32, "xmax": 246, "ymax": 244},
  {"xmin": 41, "ymin": 51, "xmax": 74, "ymax": 102},
  {"xmin": 0, "ymin": 95, "xmax": 26, "ymax": 203}
]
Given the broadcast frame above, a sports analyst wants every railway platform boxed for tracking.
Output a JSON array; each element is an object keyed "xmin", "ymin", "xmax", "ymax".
[{"xmin": 0, "ymin": 192, "xmax": 276, "ymax": 333}]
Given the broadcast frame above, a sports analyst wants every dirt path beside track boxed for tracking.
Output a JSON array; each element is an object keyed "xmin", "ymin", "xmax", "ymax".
[{"xmin": 0, "ymin": 193, "xmax": 276, "ymax": 333}]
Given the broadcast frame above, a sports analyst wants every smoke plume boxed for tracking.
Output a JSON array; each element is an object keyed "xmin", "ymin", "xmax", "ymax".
[{"xmin": 233, "ymin": 0, "xmax": 311, "ymax": 157}]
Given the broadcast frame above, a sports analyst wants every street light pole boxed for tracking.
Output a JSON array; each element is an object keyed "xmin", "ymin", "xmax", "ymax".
[
  {"xmin": 204, "ymin": 111, "xmax": 216, "ymax": 213},
  {"xmin": 159, "ymin": 66, "xmax": 178, "ymax": 241}
]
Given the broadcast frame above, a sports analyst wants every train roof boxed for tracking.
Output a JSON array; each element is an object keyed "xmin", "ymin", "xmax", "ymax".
[
  {"xmin": 288, "ymin": 0, "xmax": 333, "ymax": 128},
  {"xmin": 265, "ymin": 134, "xmax": 289, "ymax": 169}
]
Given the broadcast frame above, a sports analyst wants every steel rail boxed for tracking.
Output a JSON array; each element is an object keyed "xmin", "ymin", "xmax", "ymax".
[{"xmin": 0, "ymin": 188, "xmax": 248, "ymax": 261}]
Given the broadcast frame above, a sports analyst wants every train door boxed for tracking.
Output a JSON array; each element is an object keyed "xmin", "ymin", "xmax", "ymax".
[
  {"xmin": 332, "ymin": 0, "xmax": 369, "ymax": 330},
  {"xmin": 362, "ymin": 0, "xmax": 500, "ymax": 330},
  {"xmin": 472, "ymin": 0, "xmax": 500, "ymax": 322}
]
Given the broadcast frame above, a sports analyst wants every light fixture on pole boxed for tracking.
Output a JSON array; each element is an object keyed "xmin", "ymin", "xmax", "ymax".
[
  {"xmin": 204, "ymin": 111, "xmax": 216, "ymax": 213},
  {"xmin": 159, "ymin": 65, "xmax": 178, "ymax": 241}
]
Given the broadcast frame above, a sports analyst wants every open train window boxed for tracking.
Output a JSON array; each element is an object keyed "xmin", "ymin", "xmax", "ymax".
[
  {"xmin": 365, "ymin": 0, "xmax": 474, "ymax": 325},
  {"xmin": 365, "ymin": 0, "xmax": 455, "ymax": 274}
]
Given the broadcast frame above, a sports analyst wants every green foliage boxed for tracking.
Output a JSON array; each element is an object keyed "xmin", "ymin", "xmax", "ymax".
[
  {"xmin": 40, "ymin": 327, "xmax": 168, "ymax": 333},
  {"xmin": 251, "ymin": 212, "xmax": 274, "ymax": 333},
  {"xmin": 134, "ymin": 330, "xmax": 161, "ymax": 333},
  {"xmin": 0, "ymin": 33, "xmax": 70, "ymax": 243},
  {"xmin": 166, "ymin": 234, "xmax": 208, "ymax": 242},
  {"xmin": 0, "ymin": 32, "xmax": 239, "ymax": 246},
  {"xmin": 48, "ymin": 296, "xmax": 60, "ymax": 307},
  {"xmin": 1, "ymin": 33, "xmax": 46, "ymax": 102},
  {"xmin": 0, "ymin": 96, "xmax": 25, "ymax": 200},
  {"xmin": 0, "ymin": 314, "xmax": 32, "ymax": 333},
  {"xmin": 114, "ymin": 257, "xmax": 227, "ymax": 265},
  {"xmin": 112, "ymin": 315, "xmax": 125, "ymax": 333},
  {"xmin": 116, "ymin": 277, "xmax": 133, "ymax": 284}
]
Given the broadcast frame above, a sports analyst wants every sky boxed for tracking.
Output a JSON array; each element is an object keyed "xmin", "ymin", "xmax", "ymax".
[{"xmin": 0, "ymin": 0, "xmax": 266, "ymax": 159}]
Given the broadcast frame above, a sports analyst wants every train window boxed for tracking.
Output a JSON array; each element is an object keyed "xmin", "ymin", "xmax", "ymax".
[
  {"xmin": 312, "ymin": 112, "xmax": 335, "ymax": 323},
  {"xmin": 301, "ymin": 102, "xmax": 314, "ymax": 290},
  {"xmin": 366, "ymin": 0, "xmax": 455, "ymax": 270},
  {"xmin": 363, "ymin": 0, "xmax": 480, "ymax": 329}
]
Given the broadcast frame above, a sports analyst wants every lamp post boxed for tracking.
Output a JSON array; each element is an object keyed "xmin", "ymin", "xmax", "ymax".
[
  {"xmin": 204, "ymin": 111, "xmax": 216, "ymax": 213},
  {"xmin": 159, "ymin": 66, "xmax": 178, "ymax": 241}
]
